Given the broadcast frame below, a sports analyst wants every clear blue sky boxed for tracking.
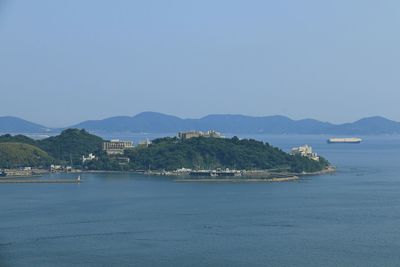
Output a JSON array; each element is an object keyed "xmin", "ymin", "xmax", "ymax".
[{"xmin": 1, "ymin": 0, "xmax": 399, "ymax": 127}]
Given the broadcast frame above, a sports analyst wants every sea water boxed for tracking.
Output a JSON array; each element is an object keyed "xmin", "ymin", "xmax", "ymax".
[{"xmin": 1, "ymin": 134, "xmax": 400, "ymax": 267}]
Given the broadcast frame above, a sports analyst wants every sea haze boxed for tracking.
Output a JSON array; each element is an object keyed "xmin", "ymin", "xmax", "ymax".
[{"xmin": 1, "ymin": 134, "xmax": 400, "ymax": 267}]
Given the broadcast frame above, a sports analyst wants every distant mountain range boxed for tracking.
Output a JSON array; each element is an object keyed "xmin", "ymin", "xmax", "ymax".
[{"xmin": 1, "ymin": 112, "xmax": 400, "ymax": 135}]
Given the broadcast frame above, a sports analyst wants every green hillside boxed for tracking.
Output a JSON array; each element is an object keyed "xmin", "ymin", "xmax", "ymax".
[
  {"xmin": 0, "ymin": 142, "xmax": 53, "ymax": 168},
  {"xmin": 124, "ymin": 136, "xmax": 329, "ymax": 173},
  {"xmin": 0, "ymin": 134, "xmax": 37, "ymax": 145},
  {"xmin": 0, "ymin": 129, "xmax": 105, "ymax": 166},
  {"xmin": 37, "ymin": 129, "xmax": 104, "ymax": 165}
]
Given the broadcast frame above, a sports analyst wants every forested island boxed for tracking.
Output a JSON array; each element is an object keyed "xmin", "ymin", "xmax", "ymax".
[
  {"xmin": 0, "ymin": 129, "xmax": 331, "ymax": 177},
  {"xmin": 124, "ymin": 136, "xmax": 329, "ymax": 173}
]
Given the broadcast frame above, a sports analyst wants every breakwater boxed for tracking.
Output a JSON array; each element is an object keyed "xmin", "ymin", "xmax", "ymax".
[{"xmin": 0, "ymin": 179, "xmax": 80, "ymax": 184}]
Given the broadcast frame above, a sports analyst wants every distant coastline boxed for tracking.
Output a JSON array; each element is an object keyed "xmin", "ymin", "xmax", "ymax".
[{"xmin": 2, "ymin": 112, "xmax": 400, "ymax": 135}]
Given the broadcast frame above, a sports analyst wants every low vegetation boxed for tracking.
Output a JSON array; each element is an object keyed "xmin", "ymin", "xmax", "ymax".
[{"xmin": 0, "ymin": 143, "xmax": 52, "ymax": 168}]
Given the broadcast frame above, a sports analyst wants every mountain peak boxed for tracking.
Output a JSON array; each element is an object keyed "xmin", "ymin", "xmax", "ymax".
[
  {"xmin": 355, "ymin": 116, "xmax": 396, "ymax": 123},
  {"xmin": 133, "ymin": 111, "xmax": 181, "ymax": 120}
]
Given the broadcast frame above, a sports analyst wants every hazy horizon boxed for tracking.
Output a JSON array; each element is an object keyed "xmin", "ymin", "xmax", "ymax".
[
  {"xmin": 1, "ymin": 0, "xmax": 400, "ymax": 127},
  {"xmin": 3, "ymin": 111, "xmax": 399, "ymax": 129},
  {"xmin": 5, "ymin": 112, "xmax": 396, "ymax": 128}
]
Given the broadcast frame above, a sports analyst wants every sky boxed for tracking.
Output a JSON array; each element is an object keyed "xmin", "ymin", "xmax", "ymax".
[{"xmin": 0, "ymin": 0, "xmax": 400, "ymax": 127}]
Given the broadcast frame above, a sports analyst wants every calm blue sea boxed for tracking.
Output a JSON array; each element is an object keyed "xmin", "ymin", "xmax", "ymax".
[{"xmin": 1, "ymin": 134, "xmax": 400, "ymax": 267}]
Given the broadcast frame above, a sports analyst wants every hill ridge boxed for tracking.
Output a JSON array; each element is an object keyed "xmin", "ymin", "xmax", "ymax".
[{"xmin": 2, "ymin": 113, "xmax": 400, "ymax": 135}]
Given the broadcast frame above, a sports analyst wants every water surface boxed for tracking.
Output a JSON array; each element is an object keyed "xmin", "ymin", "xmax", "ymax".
[{"xmin": 1, "ymin": 135, "xmax": 400, "ymax": 267}]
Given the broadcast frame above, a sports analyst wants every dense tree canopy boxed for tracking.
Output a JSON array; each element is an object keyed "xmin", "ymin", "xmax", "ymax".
[
  {"xmin": 37, "ymin": 129, "xmax": 103, "ymax": 165},
  {"xmin": 125, "ymin": 137, "xmax": 329, "ymax": 173}
]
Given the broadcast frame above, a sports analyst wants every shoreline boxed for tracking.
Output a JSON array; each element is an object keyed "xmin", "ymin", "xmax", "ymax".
[
  {"xmin": 84, "ymin": 166, "xmax": 336, "ymax": 179},
  {"xmin": 146, "ymin": 166, "xmax": 336, "ymax": 176},
  {"xmin": 297, "ymin": 166, "xmax": 336, "ymax": 176},
  {"xmin": 0, "ymin": 166, "xmax": 335, "ymax": 183},
  {"xmin": 174, "ymin": 176, "xmax": 299, "ymax": 183}
]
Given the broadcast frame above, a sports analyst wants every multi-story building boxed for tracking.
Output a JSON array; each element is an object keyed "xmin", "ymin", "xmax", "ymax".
[
  {"xmin": 178, "ymin": 130, "xmax": 222, "ymax": 140},
  {"xmin": 291, "ymin": 144, "xmax": 320, "ymax": 161},
  {"xmin": 103, "ymin": 140, "xmax": 134, "ymax": 155}
]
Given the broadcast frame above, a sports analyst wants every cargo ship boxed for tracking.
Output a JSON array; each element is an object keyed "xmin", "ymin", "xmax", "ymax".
[{"xmin": 327, "ymin": 138, "xmax": 362, "ymax": 144}]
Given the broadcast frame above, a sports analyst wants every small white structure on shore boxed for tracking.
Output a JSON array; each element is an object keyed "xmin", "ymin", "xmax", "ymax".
[
  {"xmin": 291, "ymin": 144, "xmax": 320, "ymax": 161},
  {"xmin": 50, "ymin": 165, "xmax": 62, "ymax": 172},
  {"xmin": 82, "ymin": 153, "xmax": 96, "ymax": 163},
  {"xmin": 176, "ymin": 167, "xmax": 192, "ymax": 173}
]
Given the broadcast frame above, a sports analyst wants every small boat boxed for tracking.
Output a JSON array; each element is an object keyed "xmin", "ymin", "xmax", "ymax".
[
  {"xmin": 0, "ymin": 171, "xmax": 6, "ymax": 177},
  {"xmin": 77, "ymin": 175, "xmax": 81, "ymax": 183}
]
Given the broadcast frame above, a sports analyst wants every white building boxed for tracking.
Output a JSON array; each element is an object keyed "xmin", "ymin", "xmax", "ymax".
[
  {"xmin": 291, "ymin": 144, "xmax": 320, "ymax": 161},
  {"xmin": 50, "ymin": 165, "xmax": 62, "ymax": 172},
  {"xmin": 82, "ymin": 153, "xmax": 96, "ymax": 163}
]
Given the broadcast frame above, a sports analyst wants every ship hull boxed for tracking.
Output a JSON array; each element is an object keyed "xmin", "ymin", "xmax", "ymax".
[
  {"xmin": 327, "ymin": 141, "xmax": 361, "ymax": 144},
  {"xmin": 327, "ymin": 138, "xmax": 362, "ymax": 144}
]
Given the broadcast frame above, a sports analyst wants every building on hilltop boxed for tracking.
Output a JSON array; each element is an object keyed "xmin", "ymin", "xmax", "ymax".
[
  {"xmin": 291, "ymin": 144, "xmax": 320, "ymax": 161},
  {"xmin": 103, "ymin": 140, "xmax": 134, "ymax": 155},
  {"xmin": 178, "ymin": 131, "xmax": 202, "ymax": 139},
  {"xmin": 178, "ymin": 130, "xmax": 222, "ymax": 140}
]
